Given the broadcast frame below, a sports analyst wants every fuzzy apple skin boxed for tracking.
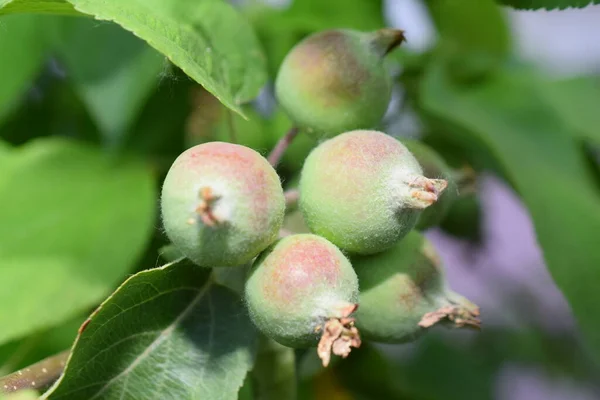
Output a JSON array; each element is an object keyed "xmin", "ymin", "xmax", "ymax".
[
  {"xmin": 352, "ymin": 231, "xmax": 445, "ymax": 343},
  {"xmin": 401, "ymin": 140, "xmax": 458, "ymax": 230},
  {"xmin": 161, "ymin": 142, "xmax": 285, "ymax": 267},
  {"xmin": 245, "ymin": 234, "xmax": 359, "ymax": 348},
  {"xmin": 353, "ymin": 231, "xmax": 479, "ymax": 343},
  {"xmin": 299, "ymin": 130, "xmax": 446, "ymax": 255},
  {"xmin": 275, "ymin": 29, "xmax": 400, "ymax": 138}
]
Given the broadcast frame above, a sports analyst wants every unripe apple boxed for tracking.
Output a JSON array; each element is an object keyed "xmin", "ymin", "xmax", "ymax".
[
  {"xmin": 353, "ymin": 231, "xmax": 480, "ymax": 343},
  {"xmin": 300, "ymin": 130, "xmax": 447, "ymax": 254},
  {"xmin": 161, "ymin": 142, "xmax": 285, "ymax": 267},
  {"xmin": 275, "ymin": 29, "xmax": 405, "ymax": 138},
  {"xmin": 245, "ymin": 234, "xmax": 360, "ymax": 366}
]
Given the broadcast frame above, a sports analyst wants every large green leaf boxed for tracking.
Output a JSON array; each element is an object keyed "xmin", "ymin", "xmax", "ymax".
[
  {"xmin": 66, "ymin": 0, "xmax": 266, "ymax": 113},
  {"xmin": 421, "ymin": 64, "xmax": 600, "ymax": 362},
  {"xmin": 0, "ymin": 138, "xmax": 155, "ymax": 345},
  {"xmin": 498, "ymin": 0, "xmax": 600, "ymax": 9},
  {"xmin": 1, "ymin": 0, "xmax": 267, "ymax": 113},
  {"xmin": 0, "ymin": 15, "xmax": 47, "ymax": 126},
  {"xmin": 0, "ymin": 0, "xmax": 81, "ymax": 15},
  {"xmin": 44, "ymin": 260, "xmax": 257, "ymax": 400},
  {"xmin": 52, "ymin": 18, "xmax": 165, "ymax": 146},
  {"xmin": 537, "ymin": 76, "xmax": 600, "ymax": 146},
  {"xmin": 425, "ymin": 0, "xmax": 510, "ymax": 78}
]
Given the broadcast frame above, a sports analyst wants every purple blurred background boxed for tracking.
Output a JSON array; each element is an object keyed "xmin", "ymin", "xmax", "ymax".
[{"xmin": 386, "ymin": 2, "xmax": 600, "ymax": 399}]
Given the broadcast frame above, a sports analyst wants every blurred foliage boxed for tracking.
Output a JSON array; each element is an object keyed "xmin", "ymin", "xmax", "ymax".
[
  {"xmin": 0, "ymin": 0, "xmax": 599, "ymax": 399},
  {"xmin": 0, "ymin": 0, "xmax": 82, "ymax": 16},
  {"xmin": 51, "ymin": 17, "xmax": 166, "ymax": 147},
  {"xmin": 421, "ymin": 63, "xmax": 600, "ymax": 362},
  {"xmin": 498, "ymin": 0, "xmax": 600, "ymax": 10},
  {"xmin": 0, "ymin": 139, "xmax": 155, "ymax": 345},
  {"xmin": 0, "ymin": 15, "xmax": 49, "ymax": 125}
]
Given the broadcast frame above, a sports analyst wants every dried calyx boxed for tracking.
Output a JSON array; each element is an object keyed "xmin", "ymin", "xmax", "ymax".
[
  {"xmin": 191, "ymin": 186, "xmax": 221, "ymax": 227},
  {"xmin": 419, "ymin": 292, "xmax": 481, "ymax": 330},
  {"xmin": 401, "ymin": 139, "xmax": 459, "ymax": 230},
  {"xmin": 316, "ymin": 303, "xmax": 361, "ymax": 367}
]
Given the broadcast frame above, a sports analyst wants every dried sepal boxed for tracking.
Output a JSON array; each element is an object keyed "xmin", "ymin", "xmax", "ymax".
[
  {"xmin": 407, "ymin": 176, "xmax": 448, "ymax": 209},
  {"xmin": 194, "ymin": 186, "xmax": 221, "ymax": 227},
  {"xmin": 317, "ymin": 304, "xmax": 361, "ymax": 367},
  {"xmin": 418, "ymin": 304, "xmax": 481, "ymax": 330}
]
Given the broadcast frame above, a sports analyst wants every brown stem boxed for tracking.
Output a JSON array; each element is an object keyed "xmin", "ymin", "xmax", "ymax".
[
  {"xmin": 267, "ymin": 127, "xmax": 299, "ymax": 167},
  {"xmin": 284, "ymin": 189, "xmax": 299, "ymax": 210},
  {"xmin": 0, "ymin": 350, "xmax": 69, "ymax": 394}
]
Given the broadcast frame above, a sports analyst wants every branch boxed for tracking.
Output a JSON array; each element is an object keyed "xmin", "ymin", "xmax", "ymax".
[
  {"xmin": 0, "ymin": 350, "xmax": 69, "ymax": 394},
  {"xmin": 267, "ymin": 127, "xmax": 299, "ymax": 167},
  {"xmin": 284, "ymin": 189, "xmax": 299, "ymax": 210}
]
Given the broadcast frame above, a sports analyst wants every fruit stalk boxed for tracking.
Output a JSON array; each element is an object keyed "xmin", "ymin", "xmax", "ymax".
[
  {"xmin": 284, "ymin": 189, "xmax": 299, "ymax": 210},
  {"xmin": 268, "ymin": 126, "xmax": 300, "ymax": 166},
  {"xmin": 367, "ymin": 28, "xmax": 406, "ymax": 57}
]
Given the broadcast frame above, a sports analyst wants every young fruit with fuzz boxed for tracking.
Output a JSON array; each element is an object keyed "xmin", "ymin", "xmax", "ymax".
[
  {"xmin": 353, "ymin": 231, "xmax": 480, "ymax": 343},
  {"xmin": 400, "ymin": 139, "xmax": 458, "ymax": 230},
  {"xmin": 161, "ymin": 142, "xmax": 285, "ymax": 267},
  {"xmin": 245, "ymin": 234, "xmax": 360, "ymax": 366},
  {"xmin": 275, "ymin": 29, "xmax": 405, "ymax": 138},
  {"xmin": 299, "ymin": 130, "xmax": 448, "ymax": 255}
]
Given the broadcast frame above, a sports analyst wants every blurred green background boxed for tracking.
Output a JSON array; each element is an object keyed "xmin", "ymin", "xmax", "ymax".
[{"xmin": 1, "ymin": 0, "xmax": 599, "ymax": 399}]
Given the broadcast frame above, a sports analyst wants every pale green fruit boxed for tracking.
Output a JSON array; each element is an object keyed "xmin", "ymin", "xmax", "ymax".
[
  {"xmin": 275, "ymin": 29, "xmax": 404, "ymax": 138},
  {"xmin": 161, "ymin": 142, "xmax": 285, "ymax": 267},
  {"xmin": 300, "ymin": 130, "xmax": 447, "ymax": 254},
  {"xmin": 353, "ymin": 231, "xmax": 480, "ymax": 343},
  {"xmin": 245, "ymin": 234, "xmax": 359, "ymax": 354}
]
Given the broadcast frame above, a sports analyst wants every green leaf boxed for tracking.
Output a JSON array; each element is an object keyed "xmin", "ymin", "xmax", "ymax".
[
  {"xmin": 497, "ymin": 0, "xmax": 600, "ymax": 10},
  {"xmin": 53, "ymin": 18, "xmax": 165, "ymax": 146},
  {"xmin": 421, "ymin": 63, "xmax": 600, "ymax": 362},
  {"xmin": 65, "ymin": 0, "xmax": 267, "ymax": 113},
  {"xmin": 0, "ymin": 15, "xmax": 47, "ymax": 126},
  {"xmin": 0, "ymin": 75, "xmax": 100, "ymax": 146},
  {"xmin": 252, "ymin": 336, "xmax": 296, "ymax": 400},
  {"xmin": 44, "ymin": 260, "xmax": 257, "ymax": 400},
  {"xmin": 124, "ymin": 66, "xmax": 193, "ymax": 159},
  {"xmin": 0, "ymin": 138, "xmax": 155, "ymax": 345},
  {"xmin": 537, "ymin": 76, "xmax": 600, "ymax": 145},
  {"xmin": 0, "ymin": 0, "xmax": 81, "ymax": 15},
  {"xmin": 158, "ymin": 243, "xmax": 249, "ymax": 295},
  {"xmin": 424, "ymin": 0, "xmax": 510, "ymax": 78},
  {"xmin": 282, "ymin": 0, "xmax": 384, "ymax": 31}
]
